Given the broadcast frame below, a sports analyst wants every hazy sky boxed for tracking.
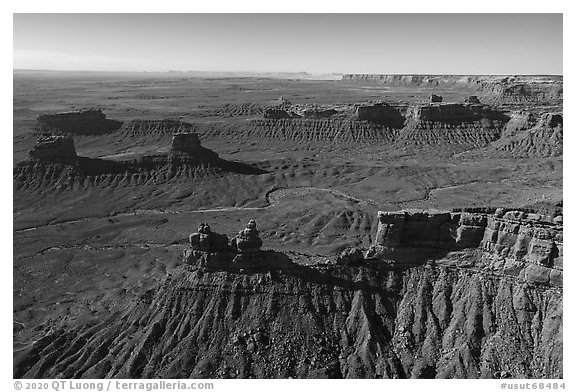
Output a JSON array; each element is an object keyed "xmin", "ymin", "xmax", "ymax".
[{"xmin": 13, "ymin": 14, "xmax": 563, "ymax": 74}]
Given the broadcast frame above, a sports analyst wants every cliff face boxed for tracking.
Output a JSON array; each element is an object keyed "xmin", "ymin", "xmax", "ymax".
[
  {"xmin": 245, "ymin": 119, "xmax": 397, "ymax": 144},
  {"xmin": 117, "ymin": 120, "xmax": 198, "ymax": 137},
  {"xmin": 341, "ymin": 75, "xmax": 563, "ymax": 105},
  {"xmin": 406, "ymin": 104, "xmax": 505, "ymax": 124},
  {"xmin": 394, "ymin": 104, "xmax": 508, "ymax": 148},
  {"xmin": 35, "ymin": 109, "xmax": 122, "ymax": 135},
  {"xmin": 13, "ymin": 209, "xmax": 562, "ymax": 379},
  {"xmin": 355, "ymin": 103, "xmax": 407, "ymax": 128},
  {"xmin": 13, "ymin": 263, "xmax": 562, "ymax": 379},
  {"xmin": 14, "ymin": 133, "xmax": 261, "ymax": 191},
  {"xmin": 369, "ymin": 209, "xmax": 562, "ymax": 288},
  {"xmin": 495, "ymin": 113, "xmax": 563, "ymax": 157},
  {"xmin": 245, "ymin": 103, "xmax": 508, "ymax": 149},
  {"xmin": 28, "ymin": 135, "xmax": 77, "ymax": 162}
]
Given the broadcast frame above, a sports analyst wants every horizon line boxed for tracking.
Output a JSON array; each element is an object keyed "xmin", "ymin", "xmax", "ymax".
[{"xmin": 13, "ymin": 69, "xmax": 564, "ymax": 77}]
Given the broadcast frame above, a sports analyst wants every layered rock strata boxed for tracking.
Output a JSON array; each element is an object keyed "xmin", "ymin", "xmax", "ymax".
[
  {"xmin": 28, "ymin": 135, "xmax": 77, "ymax": 162},
  {"xmin": 495, "ymin": 112, "xmax": 563, "ymax": 157},
  {"xmin": 367, "ymin": 209, "xmax": 563, "ymax": 287},
  {"xmin": 252, "ymin": 102, "xmax": 511, "ymax": 149},
  {"xmin": 14, "ymin": 253, "xmax": 562, "ymax": 379},
  {"xmin": 355, "ymin": 103, "xmax": 406, "ymax": 128},
  {"xmin": 340, "ymin": 74, "xmax": 563, "ymax": 105},
  {"xmin": 35, "ymin": 109, "xmax": 122, "ymax": 135},
  {"xmin": 14, "ymin": 133, "xmax": 261, "ymax": 191},
  {"xmin": 183, "ymin": 220, "xmax": 292, "ymax": 271},
  {"xmin": 168, "ymin": 132, "xmax": 219, "ymax": 163}
]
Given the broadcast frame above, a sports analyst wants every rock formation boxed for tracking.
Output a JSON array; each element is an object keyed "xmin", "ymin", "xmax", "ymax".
[
  {"xmin": 168, "ymin": 132, "xmax": 219, "ymax": 162},
  {"xmin": 183, "ymin": 220, "xmax": 293, "ymax": 271},
  {"xmin": 406, "ymin": 103, "xmax": 505, "ymax": 124},
  {"xmin": 232, "ymin": 220, "xmax": 263, "ymax": 253},
  {"xmin": 263, "ymin": 108, "xmax": 294, "ymax": 119},
  {"xmin": 117, "ymin": 119, "xmax": 199, "ymax": 137},
  {"xmin": 335, "ymin": 247, "xmax": 364, "ymax": 265},
  {"xmin": 249, "ymin": 100, "xmax": 522, "ymax": 150},
  {"xmin": 263, "ymin": 102, "xmax": 342, "ymax": 120},
  {"xmin": 464, "ymin": 95, "xmax": 481, "ymax": 104},
  {"xmin": 494, "ymin": 112, "xmax": 563, "ymax": 157},
  {"xmin": 200, "ymin": 103, "xmax": 264, "ymax": 118},
  {"xmin": 35, "ymin": 109, "xmax": 122, "ymax": 135},
  {"xmin": 368, "ymin": 210, "xmax": 477, "ymax": 256},
  {"xmin": 28, "ymin": 135, "xmax": 77, "ymax": 162},
  {"xmin": 14, "ymin": 130, "xmax": 263, "ymax": 192},
  {"xmin": 355, "ymin": 103, "xmax": 406, "ymax": 128},
  {"xmin": 15, "ymin": 242, "xmax": 562, "ymax": 379},
  {"xmin": 480, "ymin": 210, "xmax": 562, "ymax": 286},
  {"xmin": 367, "ymin": 209, "xmax": 562, "ymax": 287},
  {"xmin": 245, "ymin": 118, "xmax": 395, "ymax": 144},
  {"xmin": 184, "ymin": 223, "xmax": 234, "ymax": 270},
  {"xmin": 340, "ymin": 74, "xmax": 563, "ymax": 105},
  {"xmin": 393, "ymin": 103, "xmax": 509, "ymax": 148},
  {"xmin": 189, "ymin": 223, "xmax": 230, "ymax": 251},
  {"xmin": 299, "ymin": 107, "xmax": 338, "ymax": 119}
]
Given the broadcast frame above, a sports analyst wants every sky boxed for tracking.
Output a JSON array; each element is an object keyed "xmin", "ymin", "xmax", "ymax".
[{"xmin": 13, "ymin": 13, "xmax": 563, "ymax": 74}]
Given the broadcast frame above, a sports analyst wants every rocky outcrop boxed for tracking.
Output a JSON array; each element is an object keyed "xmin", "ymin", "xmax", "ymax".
[
  {"xmin": 464, "ymin": 96, "xmax": 481, "ymax": 104},
  {"xmin": 395, "ymin": 103, "xmax": 508, "ymax": 148},
  {"xmin": 341, "ymin": 74, "xmax": 488, "ymax": 87},
  {"xmin": 200, "ymin": 103, "xmax": 265, "ymax": 118},
  {"xmin": 341, "ymin": 74, "xmax": 563, "ymax": 105},
  {"xmin": 168, "ymin": 132, "xmax": 220, "ymax": 162},
  {"xmin": 183, "ymin": 221, "xmax": 294, "ymax": 271},
  {"xmin": 185, "ymin": 222, "xmax": 235, "ymax": 270},
  {"xmin": 263, "ymin": 108, "xmax": 294, "ymax": 119},
  {"xmin": 355, "ymin": 103, "xmax": 406, "ymax": 128},
  {"xmin": 244, "ymin": 119, "xmax": 396, "ymax": 144},
  {"xmin": 246, "ymin": 102, "xmax": 510, "ymax": 149},
  {"xmin": 189, "ymin": 223, "xmax": 230, "ymax": 252},
  {"xmin": 494, "ymin": 112, "xmax": 563, "ymax": 157},
  {"xmin": 11, "ymin": 204, "xmax": 562, "ymax": 379},
  {"xmin": 232, "ymin": 220, "xmax": 263, "ymax": 253},
  {"xmin": 14, "ymin": 133, "xmax": 262, "ymax": 191},
  {"xmin": 335, "ymin": 247, "xmax": 364, "ymax": 265},
  {"xmin": 367, "ymin": 210, "xmax": 486, "ymax": 259},
  {"xmin": 484, "ymin": 82, "xmax": 563, "ymax": 105},
  {"xmin": 28, "ymin": 135, "xmax": 77, "ymax": 162},
  {"xmin": 117, "ymin": 120, "xmax": 198, "ymax": 137},
  {"xmin": 13, "ymin": 260, "xmax": 562, "ymax": 379},
  {"xmin": 479, "ymin": 210, "xmax": 563, "ymax": 286},
  {"xmin": 406, "ymin": 103, "xmax": 507, "ymax": 124},
  {"xmin": 35, "ymin": 109, "xmax": 122, "ymax": 135},
  {"xmin": 367, "ymin": 209, "xmax": 563, "ymax": 287},
  {"xmin": 263, "ymin": 106, "xmax": 338, "ymax": 120}
]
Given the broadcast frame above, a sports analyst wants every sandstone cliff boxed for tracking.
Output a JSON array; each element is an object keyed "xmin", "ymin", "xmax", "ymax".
[
  {"xmin": 246, "ymin": 102, "xmax": 514, "ymax": 151},
  {"xmin": 117, "ymin": 120, "xmax": 198, "ymax": 137},
  {"xmin": 13, "ymin": 261, "xmax": 561, "ymax": 379},
  {"xmin": 28, "ymin": 135, "xmax": 77, "ymax": 162},
  {"xmin": 35, "ymin": 109, "xmax": 122, "ymax": 135},
  {"xmin": 14, "ymin": 133, "xmax": 262, "ymax": 191},
  {"xmin": 494, "ymin": 112, "xmax": 563, "ymax": 157},
  {"xmin": 355, "ymin": 103, "xmax": 406, "ymax": 128},
  {"xmin": 393, "ymin": 103, "xmax": 508, "ymax": 148},
  {"xmin": 368, "ymin": 209, "xmax": 562, "ymax": 287},
  {"xmin": 341, "ymin": 75, "xmax": 563, "ymax": 105},
  {"xmin": 13, "ymin": 209, "xmax": 562, "ymax": 379},
  {"xmin": 245, "ymin": 118, "xmax": 397, "ymax": 144}
]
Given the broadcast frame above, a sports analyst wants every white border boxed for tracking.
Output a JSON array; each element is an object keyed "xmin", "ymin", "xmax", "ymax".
[{"xmin": 3, "ymin": 2, "xmax": 572, "ymax": 390}]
